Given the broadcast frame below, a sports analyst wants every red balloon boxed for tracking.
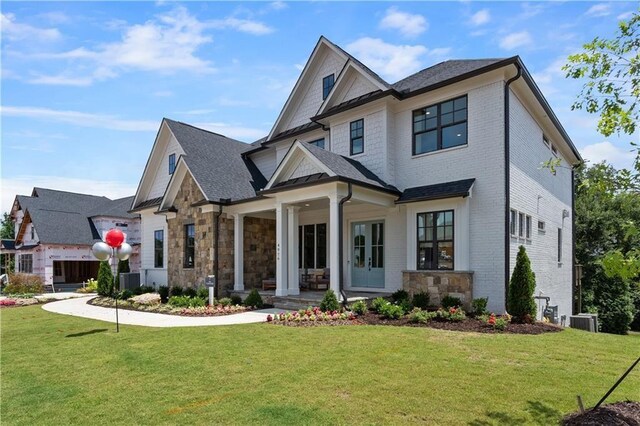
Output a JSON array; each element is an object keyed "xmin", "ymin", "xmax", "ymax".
[{"xmin": 104, "ymin": 228, "xmax": 125, "ymax": 248}]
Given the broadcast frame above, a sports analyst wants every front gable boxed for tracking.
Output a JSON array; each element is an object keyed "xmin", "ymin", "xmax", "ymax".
[
  {"xmin": 158, "ymin": 157, "xmax": 207, "ymax": 212},
  {"xmin": 265, "ymin": 142, "xmax": 334, "ymax": 190}
]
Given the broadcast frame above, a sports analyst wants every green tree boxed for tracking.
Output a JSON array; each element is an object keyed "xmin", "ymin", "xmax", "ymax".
[
  {"xmin": 508, "ymin": 246, "xmax": 536, "ymax": 323},
  {"xmin": 97, "ymin": 261, "xmax": 114, "ymax": 296},
  {"xmin": 1, "ymin": 212, "xmax": 14, "ymax": 239}
]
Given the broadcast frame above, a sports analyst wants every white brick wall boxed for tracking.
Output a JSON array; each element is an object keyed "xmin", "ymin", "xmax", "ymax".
[{"xmin": 509, "ymin": 90, "xmax": 573, "ymax": 320}]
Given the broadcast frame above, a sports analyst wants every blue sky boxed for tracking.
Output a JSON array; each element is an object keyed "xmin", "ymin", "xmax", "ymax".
[{"xmin": 1, "ymin": 1, "xmax": 638, "ymax": 211}]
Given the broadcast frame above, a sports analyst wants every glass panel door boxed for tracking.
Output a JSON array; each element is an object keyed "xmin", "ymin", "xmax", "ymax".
[{"xmin": 350, "ymin": 221, "xmax": 385, "ymax": 288}]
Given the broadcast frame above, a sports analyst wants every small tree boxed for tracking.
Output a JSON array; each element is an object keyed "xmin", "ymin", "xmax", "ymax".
[
  {"xmin": 319, "ymin": 289, "xmax": 340, "ymax": 312},
  {"xmin": 97, "ymin": 261, "xmax": 114, "ymax": 296},
  {"xmin": 508, "ymin": 246, "xmax": 537, "ymax": 323}
]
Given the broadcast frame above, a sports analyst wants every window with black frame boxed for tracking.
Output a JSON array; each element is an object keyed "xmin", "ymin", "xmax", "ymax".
[
  {"xmin": 298, "ymin": 223, "xmax": 327, "ymax": 269},
  {"xmin": 322, "ymin": 74, "xmax": 335, "ymax": 100},
  {"xmin": 184, "ymin": 224, "xmax": 195, "ymax": 268},
  {"xmin": 350, "ymin": 119, "xmax": 364, "ymax": 155},
  {"xmin": 413, "ymin": 95, "xmax": 467, "ymax": 155},
  {"xmin": 154, "ymin": 230, "xmax": 164, "ymax": 268},
  {"xmin": 417, "ymin": 210, "xmax": 454, "ymax": 270},
  {"xmin": 19, "ymin": 254, "xmax": 33, "ymax": 273},
  {"xmin": 169, "ymin": 153, "xmax": 176, "ymax": 174}
]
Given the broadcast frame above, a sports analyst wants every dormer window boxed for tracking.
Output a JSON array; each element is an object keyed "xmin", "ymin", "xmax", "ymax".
[
  {"xmin": 322, "ymin": 74, "xmax": 335, "ymax": 100},
  {"xmin": 31, "ymin": 226, "xmax": 35, "ymax": 240},
  {"xmin": 308, "ymin": 138, "xmax": 325, "ymax": 149},
  {"xmin": 169, "ymin": 153, "xmax": 176, "ymax": 174}
]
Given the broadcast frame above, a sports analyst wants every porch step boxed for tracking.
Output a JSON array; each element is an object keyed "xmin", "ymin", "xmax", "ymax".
[{"xmin": 272, "ymin": 298, "xmax": 320, "ymax": 311}]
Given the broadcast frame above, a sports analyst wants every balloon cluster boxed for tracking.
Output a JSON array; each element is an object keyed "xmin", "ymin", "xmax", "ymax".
[{"xmin": 91, "ymin": 229, "xmax": 132, "ymax": 261}]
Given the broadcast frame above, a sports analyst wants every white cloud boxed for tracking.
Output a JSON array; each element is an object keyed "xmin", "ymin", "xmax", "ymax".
[
  {"xmin": 617, "ymin": 11, "xmax": 635, "ymax": 20},
  {"xmin": 269, "ymin": 1, "xmax": 288, "ymax": 11},
  {"xmin": 37, "ymin": 12, "xmax": 70, "ymax": 24},
  {"xmin": 585, "ymin": 3, "xmax": 611, "ymax": 17},
  {"xmin": 191, "ymin": 122, "xmax": 267, "ymax": 141},
  {"xmin": 27, "ymin": 73, "xmax": 94, "ymax": 87},
  {"xmin": 499, "ymin": 31, "xmax": 533, "ymax": 50},
  {"xmin": 379, "ymin": 7, "xmax": 427, "ymax": 37},
  {"xmin": 0, "ymin": 106, "xmax": 158, "ymax": 132},
  {"xmin": 580, "ymin": 141, "xmax": 636, "ymax": 170},
  {"xmin": 470, "ymin": 9, "xmax": 491, "ymax": 26},
  {"xmin": 1, "ymin": 177, "xmax": 138, "ymax": 213},
  {"xmin": 0, "ymin": 13, "xmax": 61, "ymax": 41},
  {"xmin": 346, "ymin": 37, "xmax": 428, "ymax": 81},
  {"xmin": 208, "ymin": 17, "xmax": 274, "ymax": 35},
  {"xmin": 531, "ymin": 57, "xmax": 566, "ymax": 95}
]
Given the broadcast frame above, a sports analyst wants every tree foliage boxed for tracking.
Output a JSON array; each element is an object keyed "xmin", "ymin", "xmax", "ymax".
[
  {"xmin": 507, "ymin": 246, "xmax": 537, "ymax": 323},
  {"xmin": 1, "ymin": 212, "xmax": 14, "ymax": 240},
  {"xmin": 97, "ymin": 261, "xmax": 114, "ymax": 297}
]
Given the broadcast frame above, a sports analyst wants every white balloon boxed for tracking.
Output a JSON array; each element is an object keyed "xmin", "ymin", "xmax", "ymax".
[
  {"xmin": 115, "ymin": 243, "xmax": 132, "ymax": 261},
  {"xmin": 92, "ymin": 241, "xmax": 112, "ymax": 261}
]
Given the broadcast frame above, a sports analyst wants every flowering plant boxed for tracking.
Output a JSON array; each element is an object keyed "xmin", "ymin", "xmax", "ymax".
[
  {"xmin": 267, "ymin": 306, "xmax": 355, "ymax": 323},
  {"xmin": 0, "ymin": 299, "xmax": 17, "ymax": 306}
]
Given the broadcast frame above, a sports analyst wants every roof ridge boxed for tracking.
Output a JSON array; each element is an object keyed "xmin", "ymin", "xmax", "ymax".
[
  {"xmin": 163, "ymin": 117, "xmax": 246, "ymax": 145},
  {"xmin": 32, "ymin": 187, "xmax": 112, "ymax": 200}
]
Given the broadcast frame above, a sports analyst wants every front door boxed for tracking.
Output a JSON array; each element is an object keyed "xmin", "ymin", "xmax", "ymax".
[{"xmin": 351, "ymin": 221, "xmax": 384, "ymax": 288}]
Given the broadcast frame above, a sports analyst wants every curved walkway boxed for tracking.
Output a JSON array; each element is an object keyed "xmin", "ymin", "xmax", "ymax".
[{"xmin": 42, "ymin": 296, "xmax": 279, "ymax": 327}]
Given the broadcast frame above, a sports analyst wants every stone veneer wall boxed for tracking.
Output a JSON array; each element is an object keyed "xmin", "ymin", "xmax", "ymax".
[
  {"xmin": 402, "ymin": 271, "xmax": 473, "ymax": 309},
  {"xmin": 243, "ymin": 217, "xmax": 276, "ymax": 289}
]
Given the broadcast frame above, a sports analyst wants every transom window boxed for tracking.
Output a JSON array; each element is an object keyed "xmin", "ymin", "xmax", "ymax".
[
  {"xmin": 417, "ymin": 210, "xmax": 454, "ymax": 270},
  {"xmin": 154, "ymin": 230, "xmax": 164, "ymax": 268},
  {"xmin": 169, "ymin": 153, "xmax": 176, "ymax": 174},
  {"xmin": 298, "ymin": 224, "xmax": 327, "ymax": 269},
  {"xmin": 350, "ymin": 119, "xmax": 364, "ymax": 155},
  {"xmin": 413, "ymin": 95, "xmax": 468, "ymax": 155},
  {"xmin": 184, "ymin": 224, "xmax": 195, "ymax": 268},
  {"xmin": 308, "ymin": 138, "xmax": 325, "ymax": 149},
  {"xmin": 18, "ymin": 254, "xmax": 33, "ymax": 273},
  {"xmin": 322, "ymin": 74, "xmax": 335, "ymax": 100}
]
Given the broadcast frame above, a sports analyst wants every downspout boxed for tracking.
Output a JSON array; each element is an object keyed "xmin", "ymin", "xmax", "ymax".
[
  {"xmin": 213, "ymin": 203, "xmax": 223, "ymax": 299},
  {"xmin": 571, "ymin": 167, "xmax": 576, "ymax": 314},
  {"xmin": 338, "ymin": 182, "xmax": 353, "ymax": 306},
  {"xmin": 504, "ymin": 62, "xmax": 522, "ymax": 310}
]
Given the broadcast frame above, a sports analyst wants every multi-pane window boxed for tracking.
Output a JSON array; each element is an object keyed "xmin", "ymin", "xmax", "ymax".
[
  {"xmin": 557, "ymin": 228, "xmax": 563, "ymax": 263},
  {"xmin": 518, "ymin": 212, "xmax": 525, "ymax": 238},
  {"xmin": 308, "ymin": 138, "xmax": 325, "ymax": 149},
  {"xmin": 525, "ymin": 215, "xmax": 532, "ymax": 240},
  {"xmin": 417, "ymin": 210, "xmax": 454, "ymax": 270},
  {"xmin": 413, "ymin": 95, "xmax": 467, "ymax": 155},
  {"xmin": 510, "ymin": 209, "xmax": 518, "ymax": 236},
  {"xmin": 538, "ymin": 220, "xmax": 546, "ymax": 232},
  {"xmin": 322, "ymin": 74, "xmax": 335, "ymax": 100},
  {"xmin": 350, "ymin": 119, "xmax": 364, "ymax": 155},
  {"xmin": 154, "ymin": 230, "xmax": 164, "ymax": 268},
  {"xmin": 169, "ymin": 153, "xmax": 176, "ymax": 174},
  {"xmin": 18, "ymin": 254, "xmax": 33, "ymax": 273},
  {"xmin": 371, "ymin": 223, "xmax": 384, "ymax": 268},
  {"xmin": 184, "ymin": 224, "xmax": 195, "ymax": 268},
  {"xmin": 298, "ymin": 223, "xmax": 327, "ymax": 269}
]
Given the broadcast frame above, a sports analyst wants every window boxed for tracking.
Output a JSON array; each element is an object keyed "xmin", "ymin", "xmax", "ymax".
[
  {"xmin": 53, "ymin": 262, "xmax": 62, "ymax": 276},
  {"xmin": 413, "ymin": 95, "xmax": 467, "ymax": 155},
  {"xmin": 350, "ymin": 119, "xmax": 364, "ymax": 155},
  {"xmin": 518, "ymin": 212, "xmax": 525, "ymax": 238},
  {"xmin": 154, "ymin": 230, "xmax": 164, "ymax": 268},
  {"xmin": 30, "ymin": 226, "xmax": 35, "ymax": 240},
  {"xmin": 308, "ymin": 138, "xmax": 325, "ymax": 149},
  {"xmin": 169, "ymin": 153, "xmax": 176, "ymax": 174},
  {"xmin": 538, "ymin": 220, "xmax": 546, "ymax": 232},
  {"xmin": 557, "ymin": 228, "xmax": 562, "ymax": 263},
  {"xmin": 184, "ymin": 224, "xmax": 195, "ymax": 268},
  {"xmin": 417, "ymin": 210, "xmax": 454, "ymax": 270},
  {"xmin": 510, "ymin": 209, "xmax": 517, "ymax": 236},
  {"xmin": 525, "ymin": 215, "xmax": 532, "ymax": 240},
  {"xmin": 551, "ymin": 144, "xmax": 558, "ymax": 157},
  {"xmin": 372, "ymin": 223, "xmax": 384, "ymax": 268},
  {"xmin": 298, "ymin": 223, "xmax": 327, "ymax": 269},
  {"xmin": 18, "ymin": 254, "xmax": 33, "ymax": 273},
  {"xmin": 322, "ymin": 74, "xmax": 335, "ymax": 100},
  {"xmin": 543, "ymin": 136, "xmax": 550, "ymax": 147}
]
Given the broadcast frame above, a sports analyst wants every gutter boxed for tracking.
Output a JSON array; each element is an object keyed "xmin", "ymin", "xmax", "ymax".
[
  {"xmin": 338, "ymin": 182, "xmax": 353, "ymax": 306},
  {"xmin": 504, "ymin": 62, "xmax": 522, "ymax": 310}
]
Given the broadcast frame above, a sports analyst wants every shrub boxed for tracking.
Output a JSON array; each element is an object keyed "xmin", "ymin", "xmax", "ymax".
[
  {"xmin": 3, "ymin": 273, "xmax": 44, "ymax": 294},
  {"xmin": 117, "ymin": 289, "xmax": 133, "ymax": 300},
  {"xmin": 471, "ymin": 297, "xmax": 489, "ymax": 316},
  {"xmin": 319, "ymin": 290, "xmax": 340, "ymax": 312},
  {"xmin": 371, "ymin": 297, "xmax": 389, "ymax": 313},
  {"xmin": 391, "ymin": 289, "xmax": 410, "ymax": 304},
  {"xmin": 435, "ymin": 307, "xmax": 467, "ymax": 322},
  {"xmin": 218, "ymin": 297, "xmax": 233, "ymax": 307},
  {"xmin": 183, "ymin": 287, "xmax": 197, "ymax": 298},
  {"xmin": 244, "ymin": 288, "xmax": 263, "ymax": 308},
  {"xmin": 230, "ymin": 295, "xmax": 242, "ymax": 306},
  {"xmin": 96, "ymin": 261, "xmax": 114, "ymax": 296},
  {"xmin": 494, "ymin": 318, "xmax": 508, "ymax": 331},
  {"xmin": 158, "ymin": 286, "xmax": 169, "ymax": 303},
  {"xmin": 168, "ymin": 295, "xmax": 205, "ymax": 308},
  {"xmin": 398, "ymin": 299, "xmax": 413, "ymax": 314},
  {"xmin": 441, "ymin": 295, "xmax": 462, "ymax": 309},
  {"xmin": 409, "ymin": 308, "xmax": 437, "ymax": 323},
  {"xmin": 507, "ymin": 246, "xmax": 537, "ymax": 323},
  {"xmin": 412, "ymin": 291, "xmax": 430, "ymax": 310},
  {"xmin": 86, "ymin": 278, "xmax": 98, "ymax": 292},
  {"xmin": 595, "ymin": 276, "xmax": 634, "ymax": 334},
  {"xmin": 170, "ymin": 286, "xmax": 183, "ymax": 297},
  {"xmin": 197, "ymin": 286, "xmax": 210, "ymax": 301},
  {"xmin": 380, "ymin": 303, "xmax": 404, "ymax": 319},
  {"xmin": 349, "ymin": 300, "xmax": 368, "ymax": 315},
  {"xmin": 130, "ymin": 293, "xmax": 161, "ymax": 305}
]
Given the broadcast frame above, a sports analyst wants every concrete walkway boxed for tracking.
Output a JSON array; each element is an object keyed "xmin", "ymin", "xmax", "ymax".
[{"xmin": 42, "ymin": 296, "xmax": 280, "ymax": 328}]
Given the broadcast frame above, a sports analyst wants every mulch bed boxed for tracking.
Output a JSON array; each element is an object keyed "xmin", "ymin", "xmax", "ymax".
[
  {"xmin": 563, "ymin": 401, "xmax": 640, "ymax": 425},
  {"xmin": 87, "ymin": 297, "xmax": 253, "ymax": 317},
  {"xmin": 269, "ymin": 311, "xmax": 563, "ymax": 334}
]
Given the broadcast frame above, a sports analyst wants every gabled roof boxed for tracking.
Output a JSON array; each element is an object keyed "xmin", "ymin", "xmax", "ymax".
[
  {"xmin": 162, "ymin": 119, "xmax": 268, "ymax": 203},
  {"xmin": 88, "ymin": 196, "xmax": 137, "ymax": 219},
  {"xmin": 396, "ymin": 179, "xmax": 476, "ymax": 204}
]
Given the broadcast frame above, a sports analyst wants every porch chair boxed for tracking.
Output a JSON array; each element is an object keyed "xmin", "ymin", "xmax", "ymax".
[
  {"xmin": 310, "ymin": 268, "xmax": 329, "ymax": 291},
  {"xmin": 262, "ymin": 278, "xmax": 276, "ymax": 290}
]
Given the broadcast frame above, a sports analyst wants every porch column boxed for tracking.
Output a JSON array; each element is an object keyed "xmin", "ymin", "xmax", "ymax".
[
  {"xmin": 233, "ymin": 213, "xmax": 244, "ymax": 291},
  {"xmin": 275, "ymin": 203, "xmax": 288, "ymax": 296},
  {"xmin": 287, "ymin": 206, "xmax": 300, "ymax": 295},
  {"xmin": 328, "ymin": 194, "xmax": 341, "ymax": 299}
]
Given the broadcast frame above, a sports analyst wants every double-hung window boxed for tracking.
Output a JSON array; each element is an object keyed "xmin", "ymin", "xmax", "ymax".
[
  {"xmin": 413, "ymin": 95, "xmax": 467, "ymax": 155},
  {"xmin": 525, "ymin": 215, "xmax": 532, "ymax": 240},
  {"xmin": 169, "ymin": 153, "xmax": 176, "ymax": 174},
  {"xmin": 417, "ymin": 210, "xmax": 454, "ymax": 270},
  {"xmin": 518, "ymin": 212, "xmax": 525, "ymax": 238},
  {"xmin": 184, "ymin": 224, "xmax": 195, "ymax": 268},
  {"xmin": 298, "ymin": 224, "xmax": 327, "ymax": 269},
  {"xmin": 510, "ymin": 209, "xmax": 518, "ymax": 236},
  {"xmin": 154, "ymin": 230, "xmax": 164, "ymax": 268},
  {"xmin": 350, "ymin": 119, "xmax": 364, "ymax": 155},
  {"xmin": 322, "ymin": 74, "xmax": 335, "ymax": 100}
]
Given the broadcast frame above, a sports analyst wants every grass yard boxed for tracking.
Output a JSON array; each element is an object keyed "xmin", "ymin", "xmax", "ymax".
[{"xmin": 1, "ymin": 306, "xmax": 639, "ymax": 425}]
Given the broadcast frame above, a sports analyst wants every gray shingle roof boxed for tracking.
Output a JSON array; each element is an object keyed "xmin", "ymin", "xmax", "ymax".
[
  {"xmin": 396, "ymin": 179, "xmax": 476, "ymax": 204},
  {"xmin": 15, "ymin": 188, "xmax": 137, "ymax": 246},
  {"xmin": 164, "ymin": 119, "xmax": 268, "ymax": 202}
]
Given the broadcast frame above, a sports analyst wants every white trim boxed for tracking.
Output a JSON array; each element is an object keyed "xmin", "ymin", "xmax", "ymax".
[
  {"xmin": 158, "ymin": 157, "xmax": 209, "ymax": 211},
  {"xmin": 264, "ymin": 141, "xmax": 335, "ymax": 190}
]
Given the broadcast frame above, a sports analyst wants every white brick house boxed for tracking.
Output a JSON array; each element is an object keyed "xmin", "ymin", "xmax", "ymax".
[{"xmin": 131, "ymin": 36, "xmax": 581, "ymax": 318}]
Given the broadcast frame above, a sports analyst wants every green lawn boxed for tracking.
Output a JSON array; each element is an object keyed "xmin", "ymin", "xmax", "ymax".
[{"xmin": 1, "ymin": 306, "xmax": 639, "ymax": 425}]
